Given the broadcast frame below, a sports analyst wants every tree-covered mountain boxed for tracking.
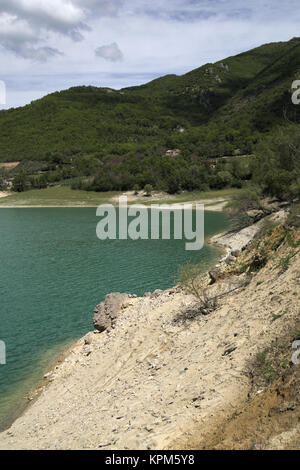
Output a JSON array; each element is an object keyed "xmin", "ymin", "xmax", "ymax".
[{"xmin": 1, "ymin": 37, "xmax": 300, "ymax": 194}]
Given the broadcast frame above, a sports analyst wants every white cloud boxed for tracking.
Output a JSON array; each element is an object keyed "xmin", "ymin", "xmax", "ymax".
[
  {"xmin": 73, "ymin": 0, "xmax": 123, "ymax": 17},
  {"xmin": 95, "ymin": 42, "xmax": 123, "ymax": 62},
  {"xmin": 0, "ymin": 1, "xmax": 300, "ymax": 107},
  {"xmin": 0, "ymin": 0, "xmax": 124, "ymax": 60},
  {"xmin": 0, "ymin": 12, "xmax": 63, "ymax": 60}
]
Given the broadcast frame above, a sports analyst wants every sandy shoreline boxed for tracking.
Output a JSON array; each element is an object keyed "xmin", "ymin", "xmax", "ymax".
[
  {"xmin": 17, "ymin": 341, "xmax": 78, "ymax": 421},
  {"xmin": 0, "ymin": 201, "xmax": 227, "ymax": 211},
  {"xmin": 0, "ymin": 201, "xmax": 227, "ymax": 212},
  {"xmin": 0, "ymin": 189, "xmax": 228, "ymax": 211},
  {"xmin": 0, "ymin": 340, "xmax": 77, "ymax": 433}
]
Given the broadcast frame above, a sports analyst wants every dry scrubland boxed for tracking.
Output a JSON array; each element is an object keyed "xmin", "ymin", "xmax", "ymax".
[{"xmin": 0, "ymin": 209, "xmax": 299, "ymax": 450}]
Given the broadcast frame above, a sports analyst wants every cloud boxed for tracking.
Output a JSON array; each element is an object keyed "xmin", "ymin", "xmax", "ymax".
[
  {"xmin": 0, "ymin": 11, "xmax": 63, "ymax": 61},
  {"xmin": 73, "ymin": 0, "xmax": 124, "ymax": 17},
  {"xmin": 18, "ymin": 46, "xmax": 63, "ymax": 62},
  {"xmin": 2, "ymin": 0, "xmax": 299, "ymax": 62},
  {"xmin": 0, "ymin": 0, "xmax": 85, "ymax": 36},
  {"xmin": 2, "ymin": 0, "xmax": 300, "ymax": 107},
  {"xmin": 95, "ymin": 42, "xmax": 123, "ymax": 62},
  {"xmin": 126, "ymin": 0, "xmax": 300, "ymax": 23},
  {"xmin": 0, "ymin": 0, "xmax": 123, "ymax": 61}
]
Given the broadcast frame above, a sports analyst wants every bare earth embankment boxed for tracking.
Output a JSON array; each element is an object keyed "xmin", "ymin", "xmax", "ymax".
[{"xmin": 0, "ymin": 210, "xmax": 299, "ymax": 450}]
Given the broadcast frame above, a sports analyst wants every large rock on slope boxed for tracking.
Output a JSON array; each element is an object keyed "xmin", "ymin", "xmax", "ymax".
[{"xmin": 93, "ymin": 293, "xmax": 130, "ymax": 332}]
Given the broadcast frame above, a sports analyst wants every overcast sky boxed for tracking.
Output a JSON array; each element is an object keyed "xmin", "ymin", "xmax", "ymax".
[{"xmin": 0, "ymin": 0, "xmax": 299, "ymax": 109}]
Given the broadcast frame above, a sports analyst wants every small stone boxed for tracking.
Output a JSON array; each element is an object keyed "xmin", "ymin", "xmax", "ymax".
[
  {"xmin": 152, "ymin": 290, "xmax": 163, "ymax": 298},
  {"xmin": 231, "ymin": 250, "xmax": 241, "ymax": 257},
  {"xmin": 84, "ymin": 333, "xmax": 94, "ymax": 345},
  {"xmin": 145, "ymin": 426, "xmax": 153, "ymax": 432},
  {"xmin": 209, "ymin": 268, "xmax": 222, "ymax": 285},
  {"xmin": 222, "ymin": 346, "xmax": 237, "ymax": 356}
]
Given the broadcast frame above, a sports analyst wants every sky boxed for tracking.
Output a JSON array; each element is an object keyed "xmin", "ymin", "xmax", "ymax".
[{"xmin": 0, "ymin": 0, "xmax": 300, "ymax": 109}]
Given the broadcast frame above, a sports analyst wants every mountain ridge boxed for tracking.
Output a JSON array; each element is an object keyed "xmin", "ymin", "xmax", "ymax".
[{"xmin": 1, "ymin": 37, "xmax": 300, "ymax": 194}]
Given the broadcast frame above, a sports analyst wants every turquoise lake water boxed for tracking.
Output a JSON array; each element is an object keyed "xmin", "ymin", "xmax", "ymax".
[{"xmin": 0, "ymin": 208, "xmax": 228, "ymax": 430}]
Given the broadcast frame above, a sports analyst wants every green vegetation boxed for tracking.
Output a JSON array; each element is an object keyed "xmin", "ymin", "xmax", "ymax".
[
  {"xmin": 287, "ymin": 203, "xmax": 300, "ymax": 228},
  {"xmin": 0, "ymin": 186, "xmax": 241, "ymax": 207},
  {"xmin": 228, "ymin": 223, "xmax": 300, "ymax": 279},
  {"xmin": 0, "ymin": 186, "xmax": 119, "ymax": 206},
  {"xmin": 1, "ymin": 38, "xmax": 300, "ymax": 199},
  {"xmin": 254, "ymin": 348, "xmax": 287, "ymax": 384},
  {"xmin": 177, "ymin": 262, "xmax": 217, "ymax": 315},
  {"xmin": 177, "ymin": 259, "xmax": 250, "ymax": 316},
  {"xmin": 225, "ymin": 188, "xmax": 267, "ymax": 230},
  {"xmin": 271, "ymin": 310, "xmax": 287, "ymax": 322},
  {"xmin": 251, "ymin": 320, "xmax": 300, "ymax": 386},
  {"xmin": 276, "ymin": 249, "xmax": 300, "ymax": 273},
  {"xmin": 144, "ymin": 184, "xmax": 153, "ymax": 197},
  {"xmin": 253, "ymin": 127, "xmax": 300, "ymax": 201}
]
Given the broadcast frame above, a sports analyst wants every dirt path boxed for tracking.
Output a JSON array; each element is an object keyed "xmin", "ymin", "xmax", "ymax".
[{"xmin": 0, "ymin": 162, "xmax": 19, "ymax": 169}]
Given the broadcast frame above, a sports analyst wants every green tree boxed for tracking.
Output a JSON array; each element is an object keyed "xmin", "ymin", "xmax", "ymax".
[
  {"xmin": 12, "ymin": 172, "xmax": 30, "ymax": 192},
  {"xmin": 133, "ymin": 184, "xmax": 140, "ymax": 195},
  {"xmin": 144, "ymin": 184, "xmax": 153, "ymax": 197}
]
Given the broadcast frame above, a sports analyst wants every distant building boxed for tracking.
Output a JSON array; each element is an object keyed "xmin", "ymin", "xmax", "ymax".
[{"xmin": 165, "ymin": 149, "xmax": 181, "ymax": 157}]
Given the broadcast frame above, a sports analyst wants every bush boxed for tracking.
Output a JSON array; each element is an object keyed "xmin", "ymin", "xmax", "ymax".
[
  {"xmin": 144, "ymin": 184, "xmax": 153, "ymax": 197},
  {"xmin": 133, "ymin": 184, "xmax": 140, "ymax": 195},
  {"xmin": 253, "ymin": 127, "xmax": 300, "ymax": 201},
  {"xmin": 178, "ymin": 262, "xmax": 217, "ymax": 315},
  {"xmin": 226, "ymin": 188, "xmax": 265, "ymax": 230},
  {"xmin": 286, "ymin": 203, "xmax": 300, "ymax": 228}
]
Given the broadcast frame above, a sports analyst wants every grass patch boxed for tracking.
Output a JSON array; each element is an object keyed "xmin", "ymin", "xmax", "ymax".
[
  {"xmin": 0, "ymin": 186, "xmax": 119, "ymax": 207},
  {"xmin": 271, "ymin": 310, "xmax": 287, "ymax": 322},
  {"xmin": 0, "ymin": 186, "xmax": 242, "ymax": 208},
  {"xmin": 276, "ymin": 249, "xmax": 299, "ymax": 274},
  {"xmin": 249, "ymin": 319, "xmax": 300, "ymax": 387},
  {"xmin": 286, "ymin": 203, "xmax": 300, "ymax": 228}
]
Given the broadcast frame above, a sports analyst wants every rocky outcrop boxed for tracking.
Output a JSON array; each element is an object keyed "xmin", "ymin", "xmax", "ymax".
[{"xmin": 93, "ymin": 293, "xmax": 130, "ymax": 332}]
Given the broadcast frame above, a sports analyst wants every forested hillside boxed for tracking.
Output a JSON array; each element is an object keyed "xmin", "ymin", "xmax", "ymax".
[{"xmin": 1, "ymin": 37, "xmax": 300, "ymax": 196}]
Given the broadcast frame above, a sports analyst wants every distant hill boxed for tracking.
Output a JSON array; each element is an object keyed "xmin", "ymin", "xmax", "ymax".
[{"xmin": 1, "ymin": 37, "xmax": 300, "ymax": 193}]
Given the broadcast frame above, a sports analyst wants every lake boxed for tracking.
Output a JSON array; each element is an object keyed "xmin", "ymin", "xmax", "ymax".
[{"xmin": 0, "ymin": 208, "xmax": 228, "ymax": 429}]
